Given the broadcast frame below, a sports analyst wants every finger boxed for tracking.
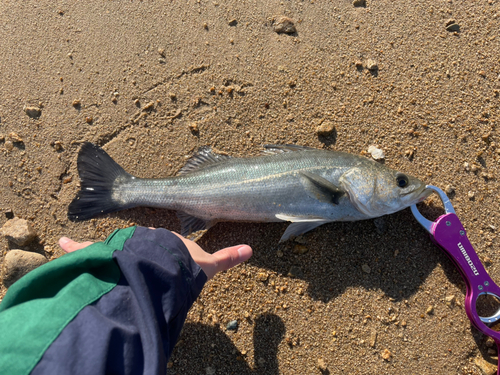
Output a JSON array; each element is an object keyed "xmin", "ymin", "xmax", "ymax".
[
  {"xmin": 211, "ymin": 245, "xmax": 253, "ymax": 274},
  {"xmin": 59, "ymin": 237, "xmax": 94, "ymax": 253}
]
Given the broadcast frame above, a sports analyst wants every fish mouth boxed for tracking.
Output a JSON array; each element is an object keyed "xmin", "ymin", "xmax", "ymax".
[{"xmin": 413, "ymin": 184, "xmax": 433, "ymax": 202}]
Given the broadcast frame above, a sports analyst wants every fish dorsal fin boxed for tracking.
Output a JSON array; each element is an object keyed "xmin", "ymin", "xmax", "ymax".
[
  {"xmin": 261, "ymin": 144, "xmax": 317, "ymax": 155},
  {"xmin": 298, "ymin": 171, "xmax": 345, "ymax": 205},
  {"xmin": 178, "ymin": 146, "xmax": 233, "ymax": 175},
  {"xmin": 177, "ymin": 211, "xmax": 216, "ymax": 236}
]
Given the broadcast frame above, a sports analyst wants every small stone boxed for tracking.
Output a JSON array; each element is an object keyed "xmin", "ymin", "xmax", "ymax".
[
  {"xmin": 355, "ymin": 60, "xmax": 363, "ymax": 68},
  {"xmin": 2, "ymin": 250, "xmax": 47, "ymax": 287},
  {"xmin": 468, "ymin": 191, "xmax": 475, "ymax": 200},
  {"xmin": 7, "ymin": 132, "xmax": 23, "ymax": 143},
  {"xmin": 362, "ymin": 264, "xmax": 371, "ymax": 274},
  {"xmin": 485, "ymin": 336, "xmax": 495, "ymax": 348},
  {"xmin": 228, "ymin": 19, "xmax": 238, "ymax": 26},
  {"xmin": 256, "ymin": 272, "xmax": 269, "ymax": 282},
  {"xmin": 188, "ymin": 122, "xmax": 199, "ymax": 133},
  {"xmin": 276, "ymin": 250, "xmax": 284, "ymax": 258},
  {"xmin": 352, "ymin": 0, "xmax": 366, "ymax": 6},
  {"xmin": 158, "ymin": 48, "xmax": 165, "ymax": 57},
  {"xmin": 445, "ymin": 185, "xmax": 455, "ymax": 195},
  {"xmin": 292, "ymin": 244, "xmax": 309, "ymax": 255},
  {"xmin": 316, "ymin": 120, "xmax": 335, "ymax": 136},
  {"xmin": 426, "ymin": 305, "xmax": 434, "ymax": 315},
  {"xmin": 85, "ymin": 116, "xmax": 93, "ymax": 124},
  {"xmin": 288, "ymin": 266, "xmax": 303, "ymax": 278},
  {"xmin": 317, "ymin": 358, "xmax": 327, "ymax": 371},
  {"xmin": 166, "ymin": 361, "xmax": 173, "ymax": 369},
  {"xmin": 168, "ymin": 92, "xmax": 176, "ymax": 100},
  {"xmin": 482, "ymin": 133, "xmax": 491, "ymax": 142},
  {"xmin": 445, "ymin": 295, "xmax": 456, "ymax": 307},
  {"xmin": 5, "ymin": 141, "xmax": 14, "ymax": 152},
  {"xmin": 471, "ymin": 165, "xmax": 479, "ymax": 173},
  {"xmin": 273, "ymin": 16, "xmax": 296, "ymax": 34},
  {"xmin": 369, "ymin": 330, "xmax": 377, "ymax": 347},
  {"xmin": 4, "ymin": 208, "xmax": 14, "ymax": 219},
  {"xmin": 1, "ymin": 217, "xmax": 37, "ymax": 246},
  {"xmin": 367, "ymin": 145, "xmax": 385, "ymax": 160},
  {"xmin": 142, "ymin": 101, "xmax": 155, "ymax": 112},
  {"xmin": 366, "ymin": 59, "xmax": 378, "ymax": 71},
  {"xmin": 53, "ymin": 141, "xmax": 63, "ymax": 151},
  {"xmin": 446, "ymin": 23, "xmax": 460, "ymax": 32},
  {"xmin": 487, "ymin": 348, "xmax": 497, "ymax": 356},
  {"xmin": 205, "ymin": 366, "xmax": 216, "ymax": 375},
  {"xmin": 474, "ymin": 355, "xmax": 497, "ymax": 375},
  {"xmin": 72, "ymin": 99, "xmax": 81, "ymax": 107},
  {"xmin": 382, "ymin": 349, "xmax": 392, "ymax": 361},
  {"xmin": 24, "ymin": 106, "xmax": 42, "ymax": 118},
  {"xmin": 445, "ymin": 19, "xmax": 456, "ymax": 27},
  {"xmin": 464, "ymin": 162, "xmax": 470, "ymax": 171},
  {"xmin": 226, "ymin": 320, "xmax": 238, "ymax": 331}
]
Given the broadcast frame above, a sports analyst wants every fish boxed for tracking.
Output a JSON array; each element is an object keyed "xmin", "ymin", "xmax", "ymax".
[{"xmin": 68, "ymin": 142, "xmax": 431, "ymax": 242}]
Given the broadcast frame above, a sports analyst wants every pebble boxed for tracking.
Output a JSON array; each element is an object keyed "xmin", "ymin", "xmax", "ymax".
[
  {"xmin": 256, "ymin": 272, "xmax": 269, "ymax": 282},
  {"xmin": 2, "ymin": 249, "xmax": 47, "ymax": 287},
  {"xmin": 485, "ymin": 336, "xmax": 495, "ymax": 348},
  {"xmin": 5, "ymin": 141, "xmax": 14, "ymax": 152},
  {"xmin": 446, "ymin": 22, "xmax": 460, "ymax": 32},
  {"xmin": 288, "ymin": 266, "xmax": 303, "ymax": 278},
  {"xmin": 474, "ymin": 356, "xmax": 497, "ymax": 375},
  {"xmin": 273, "ymin": 16, "xmax": 296, "ymax": 34},
  {"xmin": 366, "ymin": 59, "xmax": 378, "ymax": 71},
  {"xmin": 8, "ymin": 132, "xmax": 23, "ymax": 143},
  {"xmin": 317, "ymin": 358, "xmax": 328, "ymax": 371},
  {"xmin": 292, "ymin": 244, "xmax": 309, "ymax": 255},
  {"xmin": 316, "ymin": 120, "xmax": 335, "ymax": 136},
  {"xmin": 188, "ymin": 122, "xmax": 199, "ymax": 133},
  {"xmin": 362, "ymin": 264, "xmax": 371, "ymax": 274},
  {"xmin": 464, "ymin": 162, "xmax": 470, "ymax": 172},
  {"xmin": 4, "ymin": 208, "xmax": 14, "ymax": 219},
  {"xmin": 382, "ymin": 349, "xmax": 392, "ymax": 361},
  {"xmin": 369, "ymin": 330, "xmax": 377, "ymax": 347},
  {"xmin": 445, "ymin": 295, "xmax": 456, "ymax": 307},
  {"xmin": 445, "ymin": 185, "xmax": 455, "ymax": 195},
  {"xmin": 24, "ymin": 106, "xmax": 41, "ymax": 118},
  {"xmin": 226, "ymin": 320, "xmax": 238, "ymax": 331},
  {"xmin": 426, "ymin": 305, "xmax": 434, "ymax": 315},
  {"xmin": 468, "ymin": 191, "xmax": 475, "ymax": 200},
  {"xmin": 72, "ymin": 99, "xmax": 81, "ymax": 107},
  {"xmin": 1, "ymin": 217, "xmax": 37, "ymax": 246},
  {"xmin": 352, "ymin": 0, "xmax": 366, "ymax": 7},
  {"xmin": 228, "ymin": 19, "xmax": 238, "ymax": 26},
  {"xmin": 158, "ymin": 47, "xmax": 165, "ymax": 57},
  {"xmin": 205, "ymin": 366, "xmax": 216, "ymax": 375},
  {"xmin": 367, "ymin": 145, "xmax": 385, "ymax": 160}
]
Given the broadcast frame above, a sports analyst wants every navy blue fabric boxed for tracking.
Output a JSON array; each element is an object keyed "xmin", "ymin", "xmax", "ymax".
[{"xmin": 31, "ymin": 227, "xmax": 207, "ymax": 375}]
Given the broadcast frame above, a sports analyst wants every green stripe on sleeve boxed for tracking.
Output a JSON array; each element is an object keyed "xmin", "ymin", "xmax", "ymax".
[{"xmin": 0, "ymin": 226, "xmax": 136, "ymax": 375}]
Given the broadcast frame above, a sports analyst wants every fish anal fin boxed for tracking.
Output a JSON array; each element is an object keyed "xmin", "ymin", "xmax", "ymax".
[
  {"xmin": 178, "ymin": 146, "xmax": 233, "ymax": 175},
  {"xmin": 279, "ymin": 221, "xmax": 329, "ymax": 242},
  {"xmin": 177, "ymin": 211, "xmax": 215, "ymax": 237},
  {"xmin": 298, "ymin": 171, "xmax": 345, "ymax": 205}
]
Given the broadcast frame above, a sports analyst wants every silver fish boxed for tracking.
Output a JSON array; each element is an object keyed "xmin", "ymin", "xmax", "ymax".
[{"xmin": 68, "ymin": 143, "xmax": 430, "ymax": 242}]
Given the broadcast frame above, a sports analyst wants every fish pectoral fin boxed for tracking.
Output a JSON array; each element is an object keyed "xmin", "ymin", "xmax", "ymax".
[
  {"xmin": 177, "ymin": 212, "xmax": 215, "ymax": 237},
  {"xmin": 298, "ymin": 171, "xmax": 345, "ymax": 205},
  {"xmin": 279, "ymin": 221, "xmax": 329, "ymax": 242}
]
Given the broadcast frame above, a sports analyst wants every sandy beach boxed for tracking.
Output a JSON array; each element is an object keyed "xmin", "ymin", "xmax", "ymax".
[{"xmin": 1, "ymin": 1, "xmax": 500, "ymax": 374}]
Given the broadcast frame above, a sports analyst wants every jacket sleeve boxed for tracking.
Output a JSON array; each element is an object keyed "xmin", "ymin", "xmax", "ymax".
[{"xmin": 0, "ymin": 226, "xmax": 207, "ymax": 375}]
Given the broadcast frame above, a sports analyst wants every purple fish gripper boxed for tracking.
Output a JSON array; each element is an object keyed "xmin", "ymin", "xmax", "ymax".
[{"xmin": 412, "ymin": 185, "xmax": 500, "ymax": 371}]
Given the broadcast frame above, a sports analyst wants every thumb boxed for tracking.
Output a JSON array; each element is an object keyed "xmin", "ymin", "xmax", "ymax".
[
  {"xmin": 211, "ymin": 245, "xmax": 253, "ymax": 275},
  {"xmin": 59, "ymin": 237, "xmax": 94, "ymax": 253}
]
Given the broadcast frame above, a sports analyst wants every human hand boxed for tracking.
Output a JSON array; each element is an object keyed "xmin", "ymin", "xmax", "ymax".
[{"xmin": 59, "ymin": 230, "xmax": 252, "ymax": 280}]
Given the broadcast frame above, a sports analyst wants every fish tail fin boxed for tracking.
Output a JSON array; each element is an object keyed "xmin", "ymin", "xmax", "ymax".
[{"xmin": 68, "ymin": 142, "xmax": 133, "ymax": 221}]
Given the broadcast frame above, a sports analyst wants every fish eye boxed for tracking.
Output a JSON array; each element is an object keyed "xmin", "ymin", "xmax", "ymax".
[{"xmin": 396, "ymin": 173, "xmax": 409, "ymax": 188}]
